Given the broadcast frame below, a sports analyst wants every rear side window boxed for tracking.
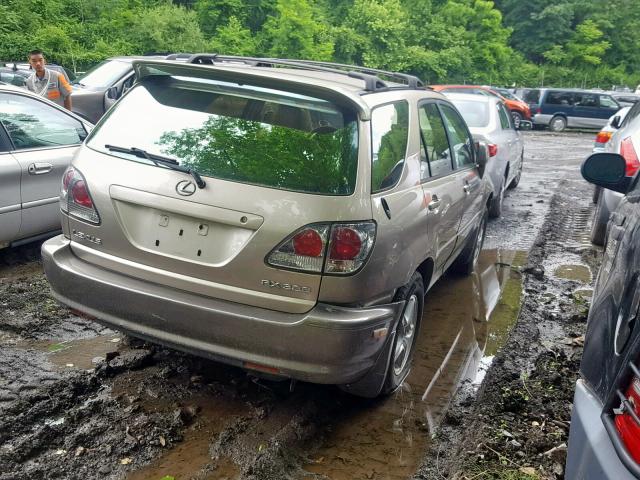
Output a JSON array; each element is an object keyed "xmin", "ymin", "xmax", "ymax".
[
  {"xmin": 546, "ymin": 91, "xmax": 574, "ymax": 106},
  {"xmin": 370, "ymin": 101, "xmax": 409, "ymax": 192},
  {"xmin": 419, "ymin": 103, "xmax": 453, "ymax": 179},
  {"xmin": 439, "ymin": 104, "xmax": 475, "ymax": 168},
  {"xmin": 0, "ymin": 92, "xmax": 86, "ymax": 149},
  {"xmin": 574, "ymin": 92, "xmax": 598, "ymax": 107},
  {"xmin": 497, "ymin": 103, "xmax": 511, "ymax": 129},
  {"xmin": 87, "ymin": 77, "xmax": 359, "ymax": 195},
  {"xmin": 622, "ymin": 102, "xmax": 640, "ymax": 127}
]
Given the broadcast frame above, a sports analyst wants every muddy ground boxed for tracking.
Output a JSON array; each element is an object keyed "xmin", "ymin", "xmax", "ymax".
[{"xmin": 0, "ymin": 131, "xmax": 595, "ymax": 480}]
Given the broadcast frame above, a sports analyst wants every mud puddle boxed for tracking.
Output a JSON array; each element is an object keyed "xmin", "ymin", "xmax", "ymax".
[
  {"xmin": 543, "ymin": 252, "xmax": 592, "ymax": 284},
  {"xmin": 553, "ymin": 264, "xmax": 591, "ymax": 283},
  {"xmin": 303, "ymin": 249, "xmax": 526, "ymax": 480},
  {"xmin": 17, "ymin": 334, "xmax": 122, "ymax": 370}
]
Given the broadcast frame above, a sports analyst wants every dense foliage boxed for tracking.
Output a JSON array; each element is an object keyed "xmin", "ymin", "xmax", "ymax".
[{"xmin": 0, "ymin": 0, "xmax": 637, "ymax": 88}]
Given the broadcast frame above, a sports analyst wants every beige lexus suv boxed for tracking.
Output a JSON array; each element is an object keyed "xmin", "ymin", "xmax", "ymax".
[{"xmin": 42, "ymin": 56, "xmax": 492, "ymax": 397}]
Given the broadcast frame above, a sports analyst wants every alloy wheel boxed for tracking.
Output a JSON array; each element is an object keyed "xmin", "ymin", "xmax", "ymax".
[{"xmin": 393, "ymin": 295, "xmax": 418, "ymax": 376}]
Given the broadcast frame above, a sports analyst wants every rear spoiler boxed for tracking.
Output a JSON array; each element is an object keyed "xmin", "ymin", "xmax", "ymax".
[{"xmin": 132, "ymin": 60, "xmax": 372, "ymax": 121}]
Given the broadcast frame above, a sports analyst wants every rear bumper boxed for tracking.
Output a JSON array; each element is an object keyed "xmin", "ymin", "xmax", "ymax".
[
  {"xmin": 42, "ymin": 236, "xmax": 403, "ymax": 385},
  {"xmin": 566, "ymin": 380, "xmax": 636, "ymax": 480},
  {"xmin": 532, "ymin": 113, "xmax": 552, "ymax": 126}
]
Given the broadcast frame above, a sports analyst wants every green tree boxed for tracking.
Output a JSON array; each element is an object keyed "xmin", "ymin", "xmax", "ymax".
[
  {"xmin": 259, "ymin": 0, "xmax": 334, "ymax": 60},
  {"xmin": 209, "ymin": 16, "xmax": 258, "ymax": 55}
]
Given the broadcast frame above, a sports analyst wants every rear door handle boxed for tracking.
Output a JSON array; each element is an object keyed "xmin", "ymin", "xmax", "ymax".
[
  {"xmin": 428, "ymin": 196, "xmax": 441, "ymax": 211},
  {"xmin": 28, "ymin": 163, "xmax": 53, "ymax": 175}
]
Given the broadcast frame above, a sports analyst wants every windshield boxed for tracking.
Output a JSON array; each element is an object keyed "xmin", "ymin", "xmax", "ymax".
[
  {"xmin": 75, "ymin": 60, "xmax": 131, "ymax": 88},
  {"xmin": 87, "ymin": 76, "xmax": 359, "ymax": 195},
  {"xmin": 451, "ymin": 100, "xmax": 490, "ymax": 128}
]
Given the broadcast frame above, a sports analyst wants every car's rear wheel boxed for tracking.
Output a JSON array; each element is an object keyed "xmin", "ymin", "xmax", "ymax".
[
  {"xmin": 489, "ymin": 176, "xmax": 506, "ymax": 218},
  {"xmin": 511, "ymin": 111, "xmax": 523, "ymax": 129},
  {"xmin": 590, "ymin": 196, "xmax": 609, "ymax": 246},
  {"xmin": 592, "ymin": 185, "xmax": 601, "ymax": 204},
  {"xmin": 550, "ymin": 115, "xmax": 567, "ymax": 132},
  {"xmin": 382, "ymin": 272, "xmax": 424, "ymax": 394},
  {"xmin": 452, "ymin": 209, "xmax": 488, "ymax": 276},
  {"xmin": 509, "ymin": 155, "xmax": 523, "ymax": 189}
]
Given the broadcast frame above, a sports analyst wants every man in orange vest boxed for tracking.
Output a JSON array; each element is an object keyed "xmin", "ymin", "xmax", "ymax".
[{"xmin": 25, "ymin": 49, "xmax": 73, "ymax": 110}]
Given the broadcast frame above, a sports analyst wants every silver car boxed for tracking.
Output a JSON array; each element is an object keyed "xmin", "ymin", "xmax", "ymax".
[
  {"xmin": 71, "ymin": 54, "xmax": 190, "ymax": 123},
  {"xmin": 42, "ymin": 56, "xmax": 493, "ymax": 397},
  {"xmin": 444, "ymin": 92, "xmax": 525, "ymax": 218},
  {"xmin": 591, "ymin": 101, "xmax": 640, "ymax": 245},
  {"xmin": 0, "ymin": 84, "xmax": 92, "ymax": 250}
]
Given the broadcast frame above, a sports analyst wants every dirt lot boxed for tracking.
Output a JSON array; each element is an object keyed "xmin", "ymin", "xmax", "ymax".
[{"xmin": 0, "ymin": 131, "xmax": 595, "ymax": 480}]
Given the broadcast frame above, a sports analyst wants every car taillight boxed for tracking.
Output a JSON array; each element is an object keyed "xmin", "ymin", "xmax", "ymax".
[
  {"xmin": 595, "ymin": 131, "xmax": 613, "ymax": 145},
  {"xmin": 615, "ymin": 372, "xmax": 640, "ymax": 463},
  {"xmin": 621, "ymin": 137, "xmax": 640, "ymax": 177},
  {"xmin": 488, "ymin": 144, "xmax": 498, "ymax": 157},
  {"xmin": 536, "ymin": 107, "xmax": 541, "ymax": 115},
  {"xmin": 60, "ymin": 166, "xmax": 100, "ymax": 224},
  {"xmin": 266, "ymin": 222, "xmax": 376, "ymax": 275}
]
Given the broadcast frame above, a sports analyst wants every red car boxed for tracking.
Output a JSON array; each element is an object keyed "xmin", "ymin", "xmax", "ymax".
[{"xmin": 431, "ymin": 85, "xmax": 531, "ymax": 128}]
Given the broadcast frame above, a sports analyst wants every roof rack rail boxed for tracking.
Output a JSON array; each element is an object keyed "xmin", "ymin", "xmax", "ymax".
[
  {"xmin": 273, "ymin": 58, "xmax": 424, "ymax": 89},
  {"xmin": 184, "ymin": 54, "xmax": 424, "ymax": 92},
  {"xmin": 164, "ymin": 53, "xmax": 194, "ymax": 61}
]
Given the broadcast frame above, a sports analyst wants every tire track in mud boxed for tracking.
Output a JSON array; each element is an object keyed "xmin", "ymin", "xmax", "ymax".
[{"xmin": 415, "ymin": 176, "xmax": 600, "ymax": 479}]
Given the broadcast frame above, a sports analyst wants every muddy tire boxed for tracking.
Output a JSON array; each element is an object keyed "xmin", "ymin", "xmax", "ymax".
[
  {"xmin": 381, "ymin": 272, "xmax": 424, "ymax": 395},
  {"xmin": 451, "ymin": 209, "xmax": 488, "ymax": 276},
  {"xmin": 590, "ymin": 196, "xmax": 609, "ymax": 246},
  {"xmin": 549, "ymin": 115, "xmax": 567, "ymax": 132},
  {"xmin": 592, "ymin": 185, "xmax": 601, "ymax": 204},
  {"xmin": 489, "ymin": 177, "xmax": 505, "ymax": 218},
  {"xmin": 508, "ymin": 155, "xmax": 523, "ymax": 189}
]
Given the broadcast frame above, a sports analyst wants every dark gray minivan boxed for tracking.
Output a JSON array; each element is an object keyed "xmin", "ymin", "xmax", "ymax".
[{"xmin": 528, "ymin": 89, "xmax": 621, "ymax": 132}]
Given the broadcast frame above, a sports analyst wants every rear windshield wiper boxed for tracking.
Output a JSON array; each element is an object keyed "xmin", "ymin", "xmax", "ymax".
[{"xmin": 105, "ymin": 145, "xmax": 206, "ymax": 189}]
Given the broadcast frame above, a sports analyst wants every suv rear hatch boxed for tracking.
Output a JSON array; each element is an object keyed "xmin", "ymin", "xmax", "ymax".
[{"xmin": 67, "ymin": 62, "xmax": 371, "ymax": 314}]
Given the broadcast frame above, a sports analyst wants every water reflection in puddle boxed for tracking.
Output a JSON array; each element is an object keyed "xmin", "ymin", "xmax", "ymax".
[
  {"xmin": 303, "ymin": 249, "xmax": 525, "ymax": 480},
  {"xmin": 18, "ymin": 334, "xmax": 122, "ymax": 370}
]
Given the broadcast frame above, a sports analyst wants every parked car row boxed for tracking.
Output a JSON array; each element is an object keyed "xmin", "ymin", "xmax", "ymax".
[
  {"xmin": 1, "ymin": 55, "xmax": 529, "ymax": 397},
  {"xmin": 5, "ymin": 55, "xmax": 525, "ymax": 398},
  {"xmin": 567, "ymin": 147, "xmax": 640, "ymax": 479}
]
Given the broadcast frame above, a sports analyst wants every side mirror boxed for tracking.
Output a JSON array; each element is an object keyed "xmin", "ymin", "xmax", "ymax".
[
  {"xmin": 611, "ymin": 115, "xmax": 622, "ymax": 129},
  {"xmin": 517, "ymin": 120, "xmax": 532, "ymax": 131},
  {"xmin": 475, "ymin": 141, "xmax": 489, "ymax": 176},
  {"xmin": 106, "ymin": 86, "xmax": 118, "ymax": 100},
  {"xmin": 581, "ymin": 153, "xmax": 630, "ymax": 194}
]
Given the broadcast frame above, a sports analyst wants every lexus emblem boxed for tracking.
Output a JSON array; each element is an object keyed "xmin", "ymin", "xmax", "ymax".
[{"xmin": 176, "ymin": 180, "xmax": 196, "ymax": 196}]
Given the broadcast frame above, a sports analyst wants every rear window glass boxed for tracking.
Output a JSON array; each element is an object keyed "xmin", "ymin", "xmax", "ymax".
[
  {"xmin": 450, "ymin": 100, "xmax": 489, "ymax": 128},
  {"xmin": 87, "ymin": 76, "xmax": 359, "ymax": 195},
  {"xmin": 522, "ymin": 89, "xmax": 540, "ymax": 104},
  {"xmin": 75, "ymin": 60, "xmax": 131, "ymax": 88}
]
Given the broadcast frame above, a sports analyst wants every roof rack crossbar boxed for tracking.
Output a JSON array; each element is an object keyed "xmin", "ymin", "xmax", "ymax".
[{"xmin": 184, "ymin": 54, "xmax": 398, "ymax": 92}]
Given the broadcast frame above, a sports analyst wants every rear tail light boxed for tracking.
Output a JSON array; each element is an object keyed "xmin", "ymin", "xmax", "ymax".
[
  {"xmin": 488, "ymin": 144, "xmax": 498, "ymax": 157},
  {"xmin": 621, "ymin": 137, "xmax": 640, "ymax": 177},
  {"xmin": 595, "ymin": 131, "xmax": 613, "ymax": 145},
  {"xmin": 536, "ymin": 107, "xmax": 541, "ymax": 115},
  {"xmin": 614, "ymin": 365, "xmax": 640, "ymax": 463},
  {"xmin": 60, "ymin": 166, "xmax": 100, "ymax": 224},
  {"xmin": 266, "ymin": 222, "xmax": 376, "ymax": 275}
]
